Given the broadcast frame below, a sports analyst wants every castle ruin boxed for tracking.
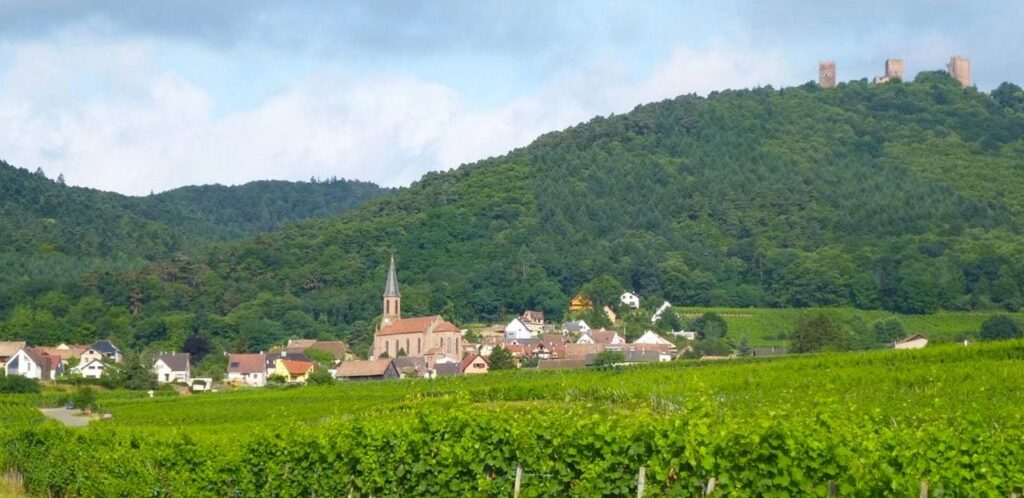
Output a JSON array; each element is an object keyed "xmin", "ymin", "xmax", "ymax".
[
  {"xmin": 872, "ymin": 58, "xmax": 904, "ymax": 84},
  {"xmin": 948, "ymin": 56, "xmax": 970, "ymax": 88},
  {"xmin": 818, "ymin": 61, "xmax": 836, "ymax": 88}
]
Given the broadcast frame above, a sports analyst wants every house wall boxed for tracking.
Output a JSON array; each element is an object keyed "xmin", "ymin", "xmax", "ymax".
[
  {"xmin": 6, "ymin": 351, "xmax": 40, "ymax": 380},
  {"xmin": 154, "ymin": 361, "xmax": 190, "ymax": 383},
  {"xmin": 227, "ymin": 371, "xmax": 266, "ymax": 387},
  {"xmin": 463, "ymin": 357, "xmax": 488, "ymax": 375},
  {"xmin": 505, "ymin": 319, "xmax": 533, "ymax": 340},
  {"xmin": 76, "ymin": 361, "xmax": 105, "ymax": 379},
  {"xmin": 895, "ymin": 338, "xmax": 928, "ymax": 350}
]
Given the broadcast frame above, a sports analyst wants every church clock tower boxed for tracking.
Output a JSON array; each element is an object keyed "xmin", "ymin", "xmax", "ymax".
[{"xmin": 382, "ymin": 254, "xmax": 401, "ymax": 326}]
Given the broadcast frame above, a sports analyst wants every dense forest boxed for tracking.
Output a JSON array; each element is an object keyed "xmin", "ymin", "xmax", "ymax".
[
  {"xmin": 3, "ymin": 71, "xmax": 1024, "ymax": 356},
  {"xmin": 0, "ymin": 163, "xmax": 390, "ymax": 258}
]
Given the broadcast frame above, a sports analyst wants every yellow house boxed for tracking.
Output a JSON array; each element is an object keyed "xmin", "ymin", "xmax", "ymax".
[
  {"xmin": 569, "ymin": 294, "xmax": 618, "ymax": 323},
  {"xmin": 569, "ymin": 294, "xmax": 593, "ymax": 312},
  {"xmin": 273, "ymin": 359, "xmax": 317, "ymax": 384}
]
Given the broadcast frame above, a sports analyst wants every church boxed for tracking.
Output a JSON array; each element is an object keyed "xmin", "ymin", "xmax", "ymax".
[{"xmin": 370, "ymin": 255, "xmax": 463, "ymax": 364}]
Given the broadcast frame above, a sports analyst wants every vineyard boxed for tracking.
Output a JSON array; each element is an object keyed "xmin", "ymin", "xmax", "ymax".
[
  {"xmin": 0, "ymin": 400, "xmax": 43, "ymax": 429},
  {"xmin": 3, "ymin": 342, "xmax": 1024, "ymax": 496},
  {"xmin": 674, "ymin": 306, "xmax": 1024, "ymax": 346}
]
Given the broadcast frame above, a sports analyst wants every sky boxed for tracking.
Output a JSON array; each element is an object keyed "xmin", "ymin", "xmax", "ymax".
[{"xmin": 0, "ymin": 1, "xmax": 1020, "ymax": 195}]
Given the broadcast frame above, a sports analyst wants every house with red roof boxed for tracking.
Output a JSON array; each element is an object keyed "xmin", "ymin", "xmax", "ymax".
[
  {"xmin": 460, "ymin": 354, "xmax": 488, "ymax": 375},
  {"xmin": 227, "ymin": 353, "xmax": 268, "ymax": 387},
  {"xmin": 272, "ymin": 358, "xmax": 317, "ymax": 384}
]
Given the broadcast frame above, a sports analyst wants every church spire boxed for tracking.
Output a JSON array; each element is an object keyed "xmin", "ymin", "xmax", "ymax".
[
  {"xmin": 383, "ymin": 253, "xmax": 400, "ymax": 297},
  {"xmin": 382, "ymin": 253, "xmax": 401, "ymax": 326}
]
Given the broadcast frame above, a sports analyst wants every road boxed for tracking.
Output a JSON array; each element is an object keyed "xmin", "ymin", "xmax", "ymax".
[{"xmin": 39, "ymin": 408, "xmax": 94, "ymax": 427}]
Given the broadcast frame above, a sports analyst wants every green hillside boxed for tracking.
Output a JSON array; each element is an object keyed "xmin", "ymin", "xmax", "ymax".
[
  {"xmin": 0, "ymin": 162, "xmax": 390, "ymax": 259},
  {"xmin": 4, "ymin": 72, "xmax": 1024, "ymax": 353},
  {"xmin": 674, "ymin": 306, "xmax": 1024, "ymax": 346}
]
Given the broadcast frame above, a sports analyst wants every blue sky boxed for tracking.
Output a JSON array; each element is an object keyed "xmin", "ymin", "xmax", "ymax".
[{"xmin": 0, "ymin": 0, "xmax": 1019, "ymax": 195}]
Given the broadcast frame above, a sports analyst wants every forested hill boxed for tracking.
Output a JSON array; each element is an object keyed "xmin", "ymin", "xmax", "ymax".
[
  {"xmin": 0, "ymin": 163, "xmax": 390, "ymax": 258},
  {"xmin": 4, "ymin": 71, "xmax": 1024, "ymax": 354}
]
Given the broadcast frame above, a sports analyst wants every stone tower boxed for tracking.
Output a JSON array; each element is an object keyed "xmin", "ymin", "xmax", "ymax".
[
  {"xmin": 885, "ymin": 59, "xmax": 904, "ymax": 81},
  {"xmin": 873, "ymin": 58, "xmax": 904, "ymax": 84},
  {"xmin": 818, "ymin": 61, "xmax": 836, "ymax": 88},
  {"xmin": 948, "ymin": 56, "xmax": 970, "ymax": 88},
  {"xmin": 382, "ymin": 254, "xmax": 401, "ymax": 326}
]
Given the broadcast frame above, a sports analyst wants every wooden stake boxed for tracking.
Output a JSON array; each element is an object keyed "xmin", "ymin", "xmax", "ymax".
[
  {"xmin": 636, "ymin": 466, "xmax": 646, "ymax": 498},
  {"xmin": 703, "ymin": 477, "xmax": 717, "ymax": 496},
  {"xmin": 828, "ymin": 480, "xmax": 838, "ymax": 498},
  {"xmin": 514, "ymin": 463, "xmax": 523, "ymax": 498},
  {"xmin": 919, "ymin": 480, "xmax": 928, "ymax": 498}
]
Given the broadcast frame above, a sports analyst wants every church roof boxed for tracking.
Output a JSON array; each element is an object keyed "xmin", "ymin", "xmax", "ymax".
[
  {"xmin": 383, "ymin": 254, "xmax": 400, "ymax": 298},
  {"xmin": 378, "ymin": 315, "xmax": 460, "ymax": 336}
]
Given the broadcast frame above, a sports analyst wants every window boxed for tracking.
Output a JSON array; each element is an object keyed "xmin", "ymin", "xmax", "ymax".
[{"xmin": 417, "ymin": 338, "xmax": 421, "ymax": 354}]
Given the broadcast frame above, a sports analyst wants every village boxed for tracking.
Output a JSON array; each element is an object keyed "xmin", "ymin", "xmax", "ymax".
[{"xmin": 0, "ymin": 255, "xmax": 933, "ymax": 393}]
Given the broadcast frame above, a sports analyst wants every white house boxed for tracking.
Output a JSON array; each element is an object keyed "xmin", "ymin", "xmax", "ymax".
[
  {"xmin": 226, "ymin": 353, "xmax": 267, "ymax": 387},
  {"xmin": 73, "ymin": 359, "xmax": 109, "ymax": 379},
  {"xmin": 620, "ymin": 291, "xmax": 641, "ymax": 309},
  {"xmin": 634, "ymin": 330, "xmax": 675, "ymax": 347},
  {"xmin": 153, "ymin": 352, "xmax": 191, "ymax": 384},
  {"xmin": 504, "ymin": 318, "xmax": 534, "ymax": 341},
  {"xmin": 670, "ymin": 330, "xmax": 698, "ymax": 341},
  {"xmin": 894, "ymin": 334, "xmax": 928, "ymax": 350},
  {"xmin": 81, "ymin": 340, "xmax": 123, "ymax": 365},
  {"xmin": 5, "ymin": 348, "xmax": 57, "ymax": 380},
  {"xmin": 562, "ymin": 320, "xmax": 591, "ymax": 334},
  {"xmin": 577, "ymin": 329, "xmax": 626, "ymax": 347},
  {"xmin": 651, "ymin": 301, "xmax": 672, "ymax": 323}
]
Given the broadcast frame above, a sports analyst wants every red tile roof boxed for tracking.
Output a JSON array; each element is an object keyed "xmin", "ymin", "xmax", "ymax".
[
  {"xmin": 378, "ymin": 315, "xmax": 460, "ymax": 336},
  {"xmin": 336, "ymin": 359, "xmax": 394, "ymax": 378},
  {"xmin": 460, "ymin": 354, "xmax": 487, "ymax": 372},
  {"xmin": 280, "ymin": 359, "xmax": 316, "ymax": 376},
  {"xmin": 286, "ymin": 339, "xmax": 317, "ymax": 350},
  {"xmin": 228, "ymin": 353, "xmax": 267, "ymax": 374}
]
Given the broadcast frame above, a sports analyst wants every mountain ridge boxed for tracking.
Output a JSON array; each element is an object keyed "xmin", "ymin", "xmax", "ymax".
[{"xmin": 4, "ymin": 71, "xmax": 1024, "ymax": 354}]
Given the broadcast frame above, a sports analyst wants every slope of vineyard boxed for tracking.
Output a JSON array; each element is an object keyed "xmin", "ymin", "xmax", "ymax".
[
  {"xmin": 675, "ymin": 306, "xmax": 1024, "ymax": 346},
  {"xmin": 3, "ymin": 342, "xmax": 1024, "ymax": 496}
]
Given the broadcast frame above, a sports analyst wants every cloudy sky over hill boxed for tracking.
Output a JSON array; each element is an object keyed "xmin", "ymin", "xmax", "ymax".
[{"xmin": 0, "ymin": 0, "xmax": 1019, "ymax": 195}]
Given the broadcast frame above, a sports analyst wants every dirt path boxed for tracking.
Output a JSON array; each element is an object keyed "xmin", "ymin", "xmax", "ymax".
[{"xmin": 39, "ymin": 408, "xmax": 95, "ymax": 427}]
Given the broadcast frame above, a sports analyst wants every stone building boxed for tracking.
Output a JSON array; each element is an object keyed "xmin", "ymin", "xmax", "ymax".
[
  {"xmin": 948, "ymin": 56, "xmax": 970, "ymax": 88},
  {"xmin": 370, "ymin": 255, "xmax": 463, "ymax": 364},
  {"xmin": 873, "ymin": 58, "xmax": 904, "ymax": 84},
  {"xmin": 818, "ymin": 61, "xmax": 836, "ymax": 88}
]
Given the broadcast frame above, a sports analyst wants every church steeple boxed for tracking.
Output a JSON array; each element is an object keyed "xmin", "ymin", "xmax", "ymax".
[{"xmin": 382, "ymin": 253, "xmax": 401, "ymax": 325}]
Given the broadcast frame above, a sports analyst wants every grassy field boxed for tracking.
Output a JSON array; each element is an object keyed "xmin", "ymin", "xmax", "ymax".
[
  {"xmin": 4, "ymin": 342, "xmax": 1024, "ymax": 495},
  {"xmin": 673, "ymin": 306, "xmax": 1024, "ymax": 346}
]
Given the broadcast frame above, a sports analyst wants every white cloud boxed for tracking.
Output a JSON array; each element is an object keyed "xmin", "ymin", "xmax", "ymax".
[{"xmin": 0, "ymin": 37, "xmax": 796, "ymax": 195}]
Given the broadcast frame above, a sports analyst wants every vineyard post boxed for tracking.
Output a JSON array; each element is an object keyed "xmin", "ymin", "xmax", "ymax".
[
  {"xmin": 636, "ymin": 466, "xmax": 646, "ymax": 498},
  {"xmin": 703, "ymin": 477, "xmax": 717, "ymax": 496},
  {"xmin": 828, "ymin": 481, "xmax": 838, "ymax": 498},
  {"xmin": 513, "ymin": 463, "xmax": 523, "ymax": 498},
  {"xmin": 1010, "ymin": 492, "xmax": 1019, "ymax": 498},
  {"xmin": 919, "ymin": 480, "xmax": 928, "ymax": 498}
]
